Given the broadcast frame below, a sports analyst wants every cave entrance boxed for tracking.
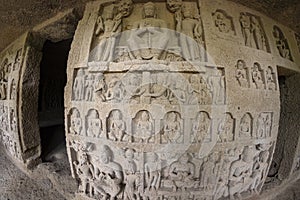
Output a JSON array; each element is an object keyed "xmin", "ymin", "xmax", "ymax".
[
  {"xmin": 38, "ymin": 39, "xmax": 72, "ymax": 162},
  {"xmin": 266, "ymin": 67, "xmax": 300, "ymax": 186}
]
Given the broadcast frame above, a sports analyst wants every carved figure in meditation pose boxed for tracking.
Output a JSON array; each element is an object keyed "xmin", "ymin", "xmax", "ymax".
[
  {"xmin": 136, "ymin": 111, "xmax": 153, "ymax": 143},
  {"xmin": 164, "ymin": 112, "xmax": 182, "ymax": 143},
  {"xmin": 109, "ymin": 110, "xmax": 126, "ymax": 141}
]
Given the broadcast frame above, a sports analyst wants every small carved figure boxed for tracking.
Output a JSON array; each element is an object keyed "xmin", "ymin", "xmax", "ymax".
[
  {"xmin": 228, "ymin": 146, "xmax": 255, "ymax": 199},
  {"xmin": 10, "ymin": 109, "xmax": 17, "ymax": 132},
  {"xmin": 106, "ymin": 77, "xmax": 124, "ymax": 103},
  {"xmin": 239, "ymin": 113, "xmax": 252, "ymax": 139},
  {"xmin": 250, "ymin": 16, "xmax": 266, "ymax": 51},
  {"xmin": 86, "ymin": 110, "xmax": 102, "ymax": 138},
  {"xmin": 169, "ymin": 153, "xmax": 197, "ymax": 191},
  {"xmin": 69, "ymin": 109, "xmax": 82, "ymax": 135},
  {"xmin": 123, "ymin": 149, "xmax": 142, "ymax": 200},
  {"xmin": 10, "ymin": 79, "xmax": 16, "ymax": 100},
  {"xmin": 208, "ymin": 70, "xmax": 225, "ymax": 105},
  {"xmin": 250, "ymin": 150, "xmax": 269, "ymax": 194},
  {"xmin": 13, "ymin": 49, "xmax": 22, "ymax": 71},
  {"xmin": 85, "ymin": 74, "xmax": 95, "ymax": 101},
  {"xmin": 251, "ymin": 63, "xmax": 264, "ymax": 89},
  {"xmin": 163, "ymin": 112, "xmax": 182, "ymax": 143},
  {"xmin": 93, "ymin": 145, "xmax": 123, "ymax": 200},
  {"xmin": 201, "ymin": 153, "xmax": 219, "ymax": 190},
  {"xmin": 145, "ymin": 152, "xmax": 161, "ymax": 191},
  {"xmin": 191, "ymin": 112, "xmax": 211, "ymax": 143},
  {"xmin": 218, "ymin": 113, "xmax": 234, "ymax": 142},
  {"xmin": 124, "ymin": 73, "xmax": 145, "ymax": 103},
  {"xmin": 147, "ymin": 73, "xmax": 171, "ymax": 103},
  {"xmin": 94, "ymin": 5, "xmax": 122, "ymax": 62},
  {"xmin": 257, "ymin": 113, "xmax": 272, "ymax": 138},
  {"xmin": 176, "ymin": 3, "xmax": 203, "ymax": 61},
  {"xmin": 273, "ymin": 26, "xmax": 292, "ymax": 61},
  {"xmin": 235, "ymin": 60, "xmax": 249, "ymax": 88},
  {"xmin": 266, "ymin": 67, "xmax": 276, "ymax": 91},
  {"xmin": 73, "ymin": 69, "xmax": 85, "ymax": 101},
  {"xmin": 94, "ymin": 73, "xmax": 107, "ymax": 102},
  {"xmin": 168, "ymin": 75, "xmax": 187, "ymax": 104},
  {"xmin": 73, "ymin": 152, "xmax": 94, "ymax": 195},
  {"xmin": 128, "ymin": 2, "xmax": 169, "ymax": 60},
  {"xmin": 199, "ymin": 75, "xmax": 211, "ymax": 104},
  {"xmin": 240, "ymin": 13, "xmax": 252, "ymax": 47},
  {"xmin": 108, "ymin": 110, "xmax": 126, "ymax": 141},
  {"xmin": 135, "ymin": 111, "xmax": 153, "ymax": 143}
]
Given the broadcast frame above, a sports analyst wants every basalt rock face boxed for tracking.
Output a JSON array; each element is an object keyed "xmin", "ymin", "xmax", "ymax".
[{"xmin": 0, "ymin": 0, "xmax": 299, "ymax": 199}]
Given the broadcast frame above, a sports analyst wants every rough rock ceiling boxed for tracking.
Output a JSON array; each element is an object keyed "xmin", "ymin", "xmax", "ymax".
[{"xmin": 0, "ymin": 0, "xmax": 299, "ymax": 52}]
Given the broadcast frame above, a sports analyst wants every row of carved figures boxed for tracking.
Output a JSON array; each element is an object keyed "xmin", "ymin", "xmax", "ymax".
[
  {"xmin": 211, "ymin": 9, "xmax": 294, "ymax": 61},
  {"xmin": 68, "ymin": 108, "xmax": 273, "ymax": 144},
  {"xmin": 69, "ymin": 140, "xmax": 273, "ymax": 200},
  {"xmin": 235, "ymin": 60, "xmax": 277, "ymax": 90},
  {"xmin": 73, "ymin": 70, "xmax": 225, "ymax": 105},
  {"xmin": 0, "ymin": 105, "xmax": 17, "ymax": 133}
]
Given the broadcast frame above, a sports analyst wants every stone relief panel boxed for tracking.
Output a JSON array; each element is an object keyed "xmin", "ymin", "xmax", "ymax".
[
  {"xmin": 273, "ymin": 25, "xmax": 293, "ymax": 61},
  {"xmin": 256, "ymin": 112, "xmax": 272, "ymax": 139},
  {"xmin": 235, "ymin": 60, "xmax": 278, "ymax": 91},
  {"xmin": 0, "ymin": 46, "xmax": 24, "ymax": 161},
  {"xmin": 212, "ymin": 9, "xmax": 235, "ymax": 35},
  {"xmin": 88, "ymin": 0, "xmax": 206, "ymax": 65},
  {"xmin": 65, "ymin": 0, "xmax": 281, "ymax": 199},
  {"xmin": 239, "ymin": 12, "xmax": 269, "ymax": 52}
]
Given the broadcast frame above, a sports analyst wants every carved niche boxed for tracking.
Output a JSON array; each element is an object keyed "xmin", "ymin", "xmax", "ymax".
[
  {"xmin": 239, "ymin": 12, "xmax": 269, "ymax": 52},
  {"xmin": 65, "ymin": 1, "xmax": 279, "ymax": 199},
  {"xmin": 273, "ymin": 25, "xmax": 293, "ymax": 61}
]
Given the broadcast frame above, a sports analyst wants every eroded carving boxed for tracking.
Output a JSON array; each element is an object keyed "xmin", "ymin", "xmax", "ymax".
[
  {"xmin": 162, "ymin": 111, "xmax": 183, "ymax": 144},
  {"xmin": 107, "ymin": 110, "xmax": 128, "ymax": 142},
  {"xmin": 235, "ymin": 60, "xmax": 249, "ymax": 88},
  {"xmin": 256, "ymin": 112, "xmax": 272, "ymax": 138},
  {"xmin": 251, "ymin": 63, "xmax": 265, "ymax": 90},
  {"xmin": 266, "ymin": 66, "xmax": 277, "ymax": 91},
  {"xmin": 239, "ymin": 113, "xmax": 253, "ymax": 140},
  {"xmin": 217, "ymin": 113, "xmax": 235, "ymax": 142},
  {"xmin": 273, "ymin": 26, "xmax": 293, "ymax": 61},
  {"xmin": 86, "ymin": 109, "xmax": 102, "ymax": 138},
  {"xmin": 128, "ymin": 2, "xmax": 168, "ymax": 60},
  {"xmin": 133, "ymin": 110, "xmax": 154, "ymax": 143},
  {"xmin": 69, "ymin": 108, "xmax": 82, "ymax": 135},
  {"xmin": 212, "ymin": 9, "xmax": 235, "ymax": 34},
  {"xmin": 191, "ymin": 111, "xmax": 211, "ymax": 143},
  {"xmin": 240, "ymin": 13, "xmax": 268, "ymax": 51},
  {"xmin": 93, "ymin": 145, "xmax": 123, "ymax": 199}
]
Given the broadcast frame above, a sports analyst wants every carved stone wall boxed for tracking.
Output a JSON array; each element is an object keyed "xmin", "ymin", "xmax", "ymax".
[
  {"xmin": 63, "ymin": 0, "xmax": 300, "ymax": 199},
  {"xmin": 0, "ymin": 33, "xmax": 43, "ymax": 169}
]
